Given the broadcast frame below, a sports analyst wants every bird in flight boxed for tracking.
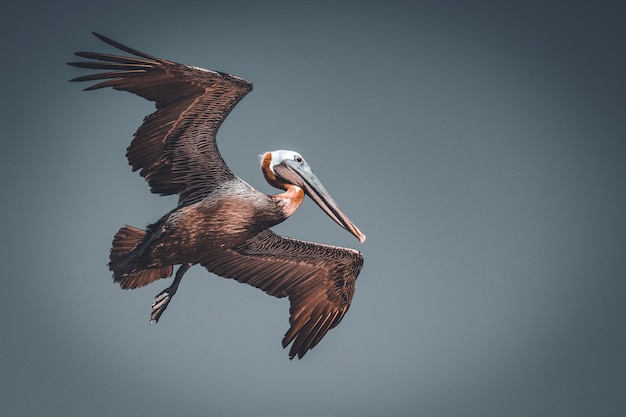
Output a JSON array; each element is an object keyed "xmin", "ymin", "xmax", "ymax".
[{"xmin": 68, "ymin": 33, "xmax": 365, "ymax": 359}]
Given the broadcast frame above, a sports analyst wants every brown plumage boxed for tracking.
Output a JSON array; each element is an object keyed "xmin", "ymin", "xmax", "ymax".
[{"xmin": 68, "ymin": 33, "xmax": 365, "ymax": 359}]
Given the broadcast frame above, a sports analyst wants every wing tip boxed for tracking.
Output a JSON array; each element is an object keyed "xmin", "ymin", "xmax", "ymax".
[{"xmin": 86, "ymin": 32, "xmax": 161, "ymax": 61}]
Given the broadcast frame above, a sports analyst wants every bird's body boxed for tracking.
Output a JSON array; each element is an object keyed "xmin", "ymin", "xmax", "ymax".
[
  {"xmin": 68, "ymin": 33, "xmax": 365, "ymax": 359},
  {"xmin": 109, "ymin": 179, "xmax": 292, "ymax": 283}
]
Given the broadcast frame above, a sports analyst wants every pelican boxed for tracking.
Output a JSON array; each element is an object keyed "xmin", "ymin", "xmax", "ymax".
[{"xmin": 68, "ymin": 33, "xmax": 365, "ymax": 359}]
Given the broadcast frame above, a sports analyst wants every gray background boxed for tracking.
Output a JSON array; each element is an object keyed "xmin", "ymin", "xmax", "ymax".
[{"xmin": 2, "ymin": 1, "xmax": 625, "ymax": 416}]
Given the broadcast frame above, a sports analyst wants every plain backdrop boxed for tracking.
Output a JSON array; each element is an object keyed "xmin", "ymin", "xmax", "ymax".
[{"xmin": 2, "ymin": 1, "xmax": 625, "ymax": 416}]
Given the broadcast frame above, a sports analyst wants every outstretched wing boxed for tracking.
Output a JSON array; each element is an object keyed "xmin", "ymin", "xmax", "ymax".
[
  {"xmin": 68, "ymin": 33, "xmax": 253, "ymax": 205},
  {"xmin": 201, "ymin": 230, "xmax": 364, "ymax": 359}
]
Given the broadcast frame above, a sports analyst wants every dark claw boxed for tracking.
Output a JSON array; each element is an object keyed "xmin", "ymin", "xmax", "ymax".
[
  {"xmin": 150, "ymin": 290, "xmax": 172, "ymax": 324},
  {"xmin": 148, "ymin": 263, "xmax": 192, "ymax": 324}
]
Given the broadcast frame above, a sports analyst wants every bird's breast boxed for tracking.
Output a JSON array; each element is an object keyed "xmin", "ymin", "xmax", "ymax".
[{"xmin": 169, "ymin": 186, "xmax": 287, "ymax": 250}]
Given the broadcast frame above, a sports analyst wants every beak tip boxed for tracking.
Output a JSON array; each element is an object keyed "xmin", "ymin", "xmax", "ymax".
[{"xmin": 358, "ymin": 234, "xmax": 366, "ymax": 243}]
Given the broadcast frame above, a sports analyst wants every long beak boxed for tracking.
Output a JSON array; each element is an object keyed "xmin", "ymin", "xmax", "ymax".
[{"xmin": 274, "ymin": 159, "xmax": 366, "ymax": 243}]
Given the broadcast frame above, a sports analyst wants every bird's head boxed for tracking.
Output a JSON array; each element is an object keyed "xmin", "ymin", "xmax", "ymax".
[{"xmin": 260, "ymin": 150, "xmax": 365, "ymax": 243}]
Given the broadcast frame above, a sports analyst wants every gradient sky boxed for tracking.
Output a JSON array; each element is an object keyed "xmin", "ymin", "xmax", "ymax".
[{"xmin": 2, "ymin": 1, "xmax": 625, "ymax": 416}]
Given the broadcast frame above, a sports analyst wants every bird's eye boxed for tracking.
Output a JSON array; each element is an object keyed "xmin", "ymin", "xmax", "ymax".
[{"xmin": 295, "ymin": 156, "xmax": 303, "ymax": 163}]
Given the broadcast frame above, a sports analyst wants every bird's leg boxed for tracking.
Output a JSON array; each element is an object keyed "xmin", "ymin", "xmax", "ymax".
[{"xmin": 150, "ymin": 263, "xmax": 192, "ymax": 324}]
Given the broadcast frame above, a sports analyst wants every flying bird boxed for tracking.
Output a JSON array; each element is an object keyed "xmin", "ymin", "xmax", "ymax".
[{"xmin": 68, "ymin": 33, "xmax": 366, "ymax": 359}]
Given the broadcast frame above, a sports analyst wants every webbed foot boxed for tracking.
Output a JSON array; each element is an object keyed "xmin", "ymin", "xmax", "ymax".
[
  {"xmin": 148, "ymin": 263, "xmax": 192, "ymax": 324},
  {"xmin": 150, "ymin": 290, "xmax": 172, "ymax": 323}
]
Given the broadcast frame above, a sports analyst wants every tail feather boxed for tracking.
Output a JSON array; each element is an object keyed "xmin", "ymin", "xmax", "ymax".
[
  {"xmin": 109, "ymin": 225, "xmax": 173, "ymax": 289},
  {"xmin": 110, "ymin": 225, "xmax": 146, "ymax": 259},
  {"xmin": 116, "ymin": 266, "xmax": 173, "ymax": 290}
]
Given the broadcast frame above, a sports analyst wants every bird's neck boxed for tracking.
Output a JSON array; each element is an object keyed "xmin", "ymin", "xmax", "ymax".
[
  {"xmin": 261, "ymin": 153, "xmax": 305, "ymax": 218},
  {"xmin": 274, "ymin": 184, "xmax": 305, "ymax": 218}
]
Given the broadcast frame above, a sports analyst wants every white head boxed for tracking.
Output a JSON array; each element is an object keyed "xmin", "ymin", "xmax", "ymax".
[{"xmin": 260, "ymin": 150, "xmax": 304, "ymax": 174}]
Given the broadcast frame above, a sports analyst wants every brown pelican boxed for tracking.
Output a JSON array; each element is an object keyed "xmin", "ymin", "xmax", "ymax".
[{"xmin": 68, "ymin": 33, "xmax": 365, "ymax": 359}]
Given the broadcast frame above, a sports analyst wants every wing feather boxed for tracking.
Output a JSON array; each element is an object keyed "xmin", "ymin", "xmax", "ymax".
[
  {"xmin": 68, "ymin": 33, "xmax": 253, "ymax": 205},
  {"xmin": 201, "ymin": 230, "xmax": 364, "ymax": 359}
]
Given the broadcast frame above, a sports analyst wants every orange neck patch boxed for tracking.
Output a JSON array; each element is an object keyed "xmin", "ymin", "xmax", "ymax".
[{"xmin": 261, "ymin": 152, "xmax": 304, "ymax": 217}]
